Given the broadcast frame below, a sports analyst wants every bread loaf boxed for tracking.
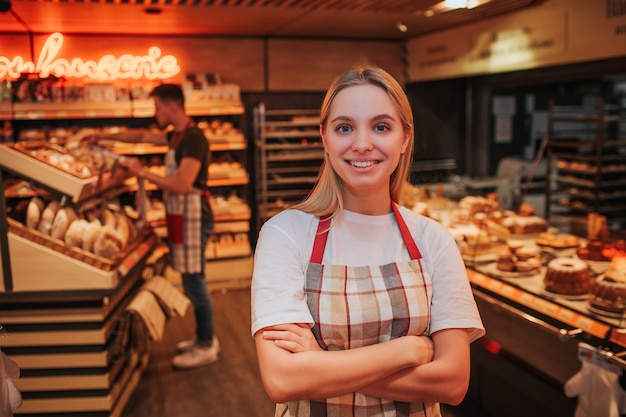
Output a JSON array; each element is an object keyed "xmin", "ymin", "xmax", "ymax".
[
  {"xmin": 115, "ymin": 212, "xmax": 130, "ymax": 249},
  {"xmin": 26, "ymin": 197, "xmax": 45, "ymax": 229},
  {"xmin": 102, "ymin": 209, "xmax": 117, "ymax": 228},
  {"xmin": 81, "ymin": 219, "xmax": 102, "ymax": 252},
  {"xmin": 37, "ymin": 201, "xmax": 60, "ymax": 235},
  {"xmin": 94, "ymin": 225, "xmax": 124, "ymax": 260},
  {"xmin": 51, "ymin": 207, "xmax": 78, "ymax": 240},
  {"xmin": 65, "ymin": 219, "xmax": 89, "ymax": 247}
]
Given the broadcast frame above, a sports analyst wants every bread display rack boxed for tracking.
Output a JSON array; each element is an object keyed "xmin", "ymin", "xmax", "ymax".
[
  {"xmin": 0, "ymin": 140, "xmax": 161, "ymax": 417},
  {"xmin": 0, "ymin": 141, "xmax": 159, "ymax": 293}
]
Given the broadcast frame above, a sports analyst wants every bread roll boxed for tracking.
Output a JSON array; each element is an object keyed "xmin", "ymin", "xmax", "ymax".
[
  {"xmin": 82, "ymin": 219, "xmax": 102, "ymax": 252},
  {"xmin": 26, "ymin": 197, "xmax": 45, "ymax": 229},
  {"xmin": 37, "ymin": 201, "xmax": 60, "ymax": 235},
  {"xmin": 102, "ymin": 209, "xmax": 117, "ymax": 228},
  {"xmin": 94, "ymin": 226, "xmax": 124, "ymax": 260},
  {"xmin": 51, "ymin": 207, "xmax": 78, "ymax": 240},
  {"xmin": 115, "ymin": 212, "xmax": 130, "ymax": 249},
  {"xmin": 65, "ymin": 219, "xmax": 89, "ymax": 247}
]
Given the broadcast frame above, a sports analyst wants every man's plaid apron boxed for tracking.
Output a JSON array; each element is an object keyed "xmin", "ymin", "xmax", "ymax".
[
  {"xmin": 164, "ymin": 146, "xmax": 204, "ymax": 274},
  {"xmin": 277, "ymin": 204, "xmax": 441, "ymax": 417}
]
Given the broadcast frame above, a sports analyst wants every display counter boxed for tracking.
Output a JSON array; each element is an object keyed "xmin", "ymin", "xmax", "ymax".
[{"xmin": 464, "ymin": 251, "xmax": 626, "ymax": 417}]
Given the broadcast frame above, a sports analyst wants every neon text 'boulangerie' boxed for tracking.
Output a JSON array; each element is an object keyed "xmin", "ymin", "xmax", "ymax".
[{"xmin": 0, "ymin": 32, "xmax": 181, "ymax": 81}]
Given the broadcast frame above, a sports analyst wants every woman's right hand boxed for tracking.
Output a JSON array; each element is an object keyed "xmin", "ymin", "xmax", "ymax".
[{"xmin": 261, "ymin": 323, "xmax": 323, "ymax": 353}]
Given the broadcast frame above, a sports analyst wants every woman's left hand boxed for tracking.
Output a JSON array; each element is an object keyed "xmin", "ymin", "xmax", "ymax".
[{"xmin": 262, "ymin": 323, "xmax": 322, "ymax": 353}]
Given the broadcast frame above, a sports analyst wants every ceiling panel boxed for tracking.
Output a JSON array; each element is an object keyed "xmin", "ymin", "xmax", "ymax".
[{"xmin": 0, "ymin": 0, "xmax": 544, "ymax": 39}]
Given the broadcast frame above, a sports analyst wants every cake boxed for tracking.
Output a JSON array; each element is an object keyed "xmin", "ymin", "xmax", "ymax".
[
  {"xmin": 589, "ymin": 257, "xmax": 626, "ymax": 313},
  {"xmin": 496, "ymin": 249, "xmax": 516, "ymax": 272},
  {"xmin": 543, "ymin": 258, "xmax": 591, "ymax": 295},
  {"xmin": 494, "ymin": 244, "xmax": 541, "ymax": 275},
  {"xmin": 501, "ymin": 215, "xmax": 548, "ymax": 235}
]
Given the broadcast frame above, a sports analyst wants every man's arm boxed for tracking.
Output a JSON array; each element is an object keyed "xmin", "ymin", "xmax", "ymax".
[
  {"xmin": 121, "ymin": 156, "xmax": 200, "ymax": 195},
  {"xmin": 88, "ymin": 129, "xmax": 168, "ymax": 146}
]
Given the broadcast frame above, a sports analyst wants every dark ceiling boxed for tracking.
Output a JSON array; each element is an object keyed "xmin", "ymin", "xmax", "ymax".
[{"xmin": 0, "ymin": 0, "xmax": 542, "ymax": 40}]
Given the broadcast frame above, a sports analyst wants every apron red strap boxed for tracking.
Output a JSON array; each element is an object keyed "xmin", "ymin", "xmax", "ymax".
[
  {"xmin": 392, "ymin": 203, "xmax": 422, "ymax": 260},
  {"xmin": 310, "ymin": 206, "xmax": 422, "ymax": 263},
  {"xmin": 310, "ymin": 215, "xmax": 331, "ymax": 263}
]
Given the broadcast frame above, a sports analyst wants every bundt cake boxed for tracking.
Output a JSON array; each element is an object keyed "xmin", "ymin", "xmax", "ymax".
[
  {"xmin": 589, "ymin": 257, "xmax": 626, "ymax": 313},
  {"xmin": 543, "ymin": 258, "xmax": 591, "ymax": 295}
]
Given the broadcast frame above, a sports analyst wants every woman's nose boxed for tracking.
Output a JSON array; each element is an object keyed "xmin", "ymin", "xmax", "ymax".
[{"xmin": 351, "ymin": 129, "xmax": 373, "ymax": 152}]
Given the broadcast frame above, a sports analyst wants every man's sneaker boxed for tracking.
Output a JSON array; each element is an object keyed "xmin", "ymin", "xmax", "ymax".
[
  {"xmin": 172, "ymin": 337, "xmax": 220, "ymax": 369},
  {"xmin": 176, "ymin": 338, "xmax": 197, "ymax": 352}
]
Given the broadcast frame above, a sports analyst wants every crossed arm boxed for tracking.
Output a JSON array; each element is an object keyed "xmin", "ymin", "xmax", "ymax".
[{"xmin": 254, "ymin": 323, "xmax": 470, "ymax": 405}]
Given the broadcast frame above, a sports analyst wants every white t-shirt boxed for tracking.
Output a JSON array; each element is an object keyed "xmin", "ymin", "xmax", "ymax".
[{"xmin": 251, "ymin": 206, "xmax": 485, "ymax": 342}]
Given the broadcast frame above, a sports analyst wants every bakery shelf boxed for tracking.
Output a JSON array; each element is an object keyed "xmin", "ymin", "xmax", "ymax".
[
  {"xmin": 5, "ymin": 219, "xmax": 158, "ymax": 292},
  {"xmin": 263, "ymin": 129, "xmax": 322, "ymax": 139},
  {"xmin": 266, "ymin": 151, "xmax": 325, "ymax": 162},
  {"xmin": 211, "ymin": 141, "xmax": 247, "ymax": 151},
  {"xmin": 132, "ymin": 98, "xmax": 244, "ymax": 118},
  {"xmin": 545, "ymin": 93, "xmax": 626, "ymax": 225},
  {"xmin": 12, "ymin": 101, "xmax": 133, "ymax": 120},
  {"xmin": 0, "ymin": 102, "xmax": 12, "ymax": 120},
  {"xmin": 254, "ymin": 103, "xmax": 322, "ymax": 223},
  {"xmin": 207, "ymin": 176, "xmax": 248, "ymax": 187},
  {"xmin": 0, "ymin": 143, "xmax": 128, "ymax": 203}
]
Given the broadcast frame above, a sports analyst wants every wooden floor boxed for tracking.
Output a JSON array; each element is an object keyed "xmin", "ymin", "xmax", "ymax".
[
  {"xmin": 120, "ymin": 288, "xmax": 275, "ymax": 417},
  {"xmin": 120, "ymin": 287, "xmax": 480, "ymax": 417}
]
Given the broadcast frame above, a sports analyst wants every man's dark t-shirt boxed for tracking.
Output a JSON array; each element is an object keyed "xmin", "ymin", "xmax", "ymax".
[{"xmin": 167, "ymin": 126, "xmax": 214, "ymax": 222}]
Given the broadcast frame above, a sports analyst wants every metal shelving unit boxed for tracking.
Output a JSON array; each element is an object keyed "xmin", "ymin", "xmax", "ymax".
[
  {"xmin": 545, "ymin": 94, "xmax": 626, "ymax": 228},
  {"xmin": 253, "ymin": 103, "xmax": 323, "ymax": 225}
]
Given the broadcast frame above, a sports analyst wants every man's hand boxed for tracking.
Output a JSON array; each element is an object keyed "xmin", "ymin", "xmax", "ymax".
[
  {"xmin": 262, "ymin": 323, "xmax": 323, "ymax": 353},
  {"xmin": 118, "ymin": 157, "xmax": 144, "ymax": 177}
]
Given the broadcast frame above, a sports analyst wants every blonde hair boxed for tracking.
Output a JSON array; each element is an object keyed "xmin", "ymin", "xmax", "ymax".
[{"xmin": 292, "ymin": 67, "xmax": 415, "ymax": 220}]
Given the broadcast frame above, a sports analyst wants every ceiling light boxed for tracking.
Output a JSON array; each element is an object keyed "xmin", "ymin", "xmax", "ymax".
[
  {"xmin": 419, "ymin": 0, "xmax": 492, "ymax": 16},
  {"xmin": 445, "ymin": 0, "xmax": 468, "ymax": 8},
  {"xmin": 396, "ymin": 22, "xmax": 408, "ymax": 32}
]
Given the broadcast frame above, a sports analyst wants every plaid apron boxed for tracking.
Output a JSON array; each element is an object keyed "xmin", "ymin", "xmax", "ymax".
[
  {"xmin": 164, "ymin": 144, "xmax": 204, "ymax": 274},
  {"xmin": 277, "ymin": 204, "xmax": 440, "ymax": 417}
]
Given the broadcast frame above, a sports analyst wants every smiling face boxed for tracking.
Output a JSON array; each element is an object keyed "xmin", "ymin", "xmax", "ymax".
[{"xmin": 321, "ymin": 84, "xmax": 409, "ymax": 212}]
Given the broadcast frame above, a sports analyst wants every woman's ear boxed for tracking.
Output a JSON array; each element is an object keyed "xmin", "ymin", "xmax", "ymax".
[
  {"xmin": 400, "ymin": 131, "xmax": 410, "ymax": 154},
  {"xmin": 320, "ymin": 125, "xmax": 328, "ymax": 152}
]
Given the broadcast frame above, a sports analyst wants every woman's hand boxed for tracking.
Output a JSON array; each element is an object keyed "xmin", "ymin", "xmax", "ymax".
[{"xmin": 262, "ymin": 323, "xmax": 323, "ymax": 353}]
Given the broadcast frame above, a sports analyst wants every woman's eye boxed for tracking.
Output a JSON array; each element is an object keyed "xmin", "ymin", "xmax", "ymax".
[
  {"xmin": 337, "ymin": 125, "xmax": 352, "ymax": 133},
  {"xmin": 374, "ymin": 124, "xmax": 389, "ymax": 132}
]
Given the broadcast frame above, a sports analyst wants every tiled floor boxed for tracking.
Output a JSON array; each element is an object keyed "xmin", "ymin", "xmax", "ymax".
[{"xmin": 120, "ymin": 288, "xmax": 483, "ymax": 417}]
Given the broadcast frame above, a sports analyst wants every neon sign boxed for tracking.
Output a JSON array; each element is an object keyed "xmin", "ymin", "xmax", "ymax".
[{"xmin": 0, "ymin": 32, "xmax": 181, "ymax": 81}]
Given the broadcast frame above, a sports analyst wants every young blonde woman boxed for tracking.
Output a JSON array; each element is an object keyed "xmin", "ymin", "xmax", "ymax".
[{"xmin": 251, "ymin": 67, "xmax": 485, "ymax": 416}]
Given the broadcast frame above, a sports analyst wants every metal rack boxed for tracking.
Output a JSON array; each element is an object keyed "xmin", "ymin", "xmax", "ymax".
[
  {"xmin": 253, "ymin": 103, "xmax": 322, "ymax": 224},
  {"xmin": 545, "ymin": 94, "xmax": 626, "ymax": 228}
]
